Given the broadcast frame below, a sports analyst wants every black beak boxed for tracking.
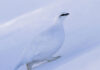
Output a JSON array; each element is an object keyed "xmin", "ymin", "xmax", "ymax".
[{"xmin": 60, "ymin": 13, "xmax": 70, "ymax": 17}]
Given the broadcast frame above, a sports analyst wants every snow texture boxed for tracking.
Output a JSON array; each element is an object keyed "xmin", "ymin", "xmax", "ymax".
[{"xmin": 0, "ymin": 0, "xmax": 100, "ymax": 70}]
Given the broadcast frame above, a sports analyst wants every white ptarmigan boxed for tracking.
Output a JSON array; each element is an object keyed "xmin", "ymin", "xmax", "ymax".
[
  {"xmin": 16, "ymin": 12, "xmax": 69, "ymax": 70},
  {"xmin": 0, "ymin": 3, "xmax": 69, "ymax": 70}
]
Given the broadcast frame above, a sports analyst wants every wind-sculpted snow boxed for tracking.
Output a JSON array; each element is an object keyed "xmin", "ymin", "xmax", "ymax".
[
  {"xmin": 0, "ymin": 0, "xmax": 100, "ymax": 70},
  {"xmin": 0, "ymin": 0, "xmax": 55, "ymax": 23},
  {"xmin": 35, "ymin": 46, "xmax": 100, "ymax": 70},
  {"xmin": 0, "ymin": 0, "xmax": 69, "ymax": 70},
  {"xmin": 33, "ymin": 0, "xmax": 100, "ymax": 70}
]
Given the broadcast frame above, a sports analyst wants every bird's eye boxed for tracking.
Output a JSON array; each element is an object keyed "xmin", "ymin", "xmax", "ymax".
[{"xmin": 60, "ymin": 13, "xmax": 70, "ymax": 16}]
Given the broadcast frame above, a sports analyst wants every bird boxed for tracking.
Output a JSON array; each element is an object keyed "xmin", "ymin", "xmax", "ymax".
[
  {"xmin": 0, "ymin": 3, "xmax": 69, "ymax": 70},
  {"xmin": 15, "ymin": 12, "xmax": 69, "ymax": 70}
]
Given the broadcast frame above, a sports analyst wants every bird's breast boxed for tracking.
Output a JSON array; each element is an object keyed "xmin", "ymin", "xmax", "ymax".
[{"xmin": 31, "ymin": 24, "xmax": 65, "ymax": 60}]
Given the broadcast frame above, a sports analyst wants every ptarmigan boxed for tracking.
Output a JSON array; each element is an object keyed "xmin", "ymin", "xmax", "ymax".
[
  {"xmin": 15, "ymin": 12, "xmax": 69, "ymax": 70},
  {"xmin": 0, "ymin": 3, "xmax": 69, "ymax": 70}
]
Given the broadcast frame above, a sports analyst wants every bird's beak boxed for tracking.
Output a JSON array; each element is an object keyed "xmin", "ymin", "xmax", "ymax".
[{"xmin": 60, "ymin": 13, "xmax": 70, "ymax": 17}]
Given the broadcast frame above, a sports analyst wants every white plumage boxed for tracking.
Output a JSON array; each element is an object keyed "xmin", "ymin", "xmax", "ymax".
[{"xmin": 0, "ymin": 3, "xmax": 69, "ymax": 70}]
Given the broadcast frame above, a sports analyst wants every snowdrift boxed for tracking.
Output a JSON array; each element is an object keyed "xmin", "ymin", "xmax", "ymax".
[{"xmin": 0, "ymin": 0, "xmax": 100, "ymax": 70}]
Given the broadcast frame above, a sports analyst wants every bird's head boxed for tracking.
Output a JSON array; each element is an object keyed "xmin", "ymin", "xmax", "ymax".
[
  {"xmin": 57, "ymin": 12, "xmax": 70, "ymax": 21},
  {"xmin": 59, "ymin": 12, "xmax": 70, "ymax": 18}
]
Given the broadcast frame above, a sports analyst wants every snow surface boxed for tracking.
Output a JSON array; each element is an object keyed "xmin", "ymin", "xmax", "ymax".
[
  {"xmin": 0, "ymin": 0, "xmax": 100, "ymax": 70},
  {"xmin": 34, "ymin": 0, "xmax": 100, "ymax": 70},
  {"xmin": 0, "ymin": 1, "xmax": 68, "ymax": 70},
  {"xmin": 0, "ymin": 0, "xmax": 54, "ymax": 23}
]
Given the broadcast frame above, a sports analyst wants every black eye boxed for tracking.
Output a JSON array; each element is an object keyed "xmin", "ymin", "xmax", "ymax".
[{"xmin": 60, "ymin": 13, "xmax": 70, "ymax": 16}]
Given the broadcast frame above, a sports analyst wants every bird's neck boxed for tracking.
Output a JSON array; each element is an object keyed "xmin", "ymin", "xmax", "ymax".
[{"xmin": 56, "ymin": 17, "xmax": 66, "ymax": 25}]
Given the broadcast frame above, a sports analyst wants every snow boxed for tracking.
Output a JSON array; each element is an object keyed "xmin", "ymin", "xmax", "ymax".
[
  {"xmin": 0, "ymin": 0, "xmax": 100, "ymax": 70},
  {"xmin": 0, "ymin": 0, "xmax": 54, "ymax": 23},
  {"xmin": 0, "ymin": 0, "xmax": 69, "ymax": 70},
  {"xmin": 34, "ymin": 46, "xmax": 100, "ymax": 70}
]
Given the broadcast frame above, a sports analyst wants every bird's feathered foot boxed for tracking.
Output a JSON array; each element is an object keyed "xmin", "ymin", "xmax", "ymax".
[
  {"xmin": 26, "ymin": 56, "xmax": 61, "ymax": 70},
  {"xmin": 26, "ymin": 60, "xmax": 47, "ymax": 70},
  {"xmin": 27, "ymin": 64, "xmax": 31, "ymax": 70}
]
